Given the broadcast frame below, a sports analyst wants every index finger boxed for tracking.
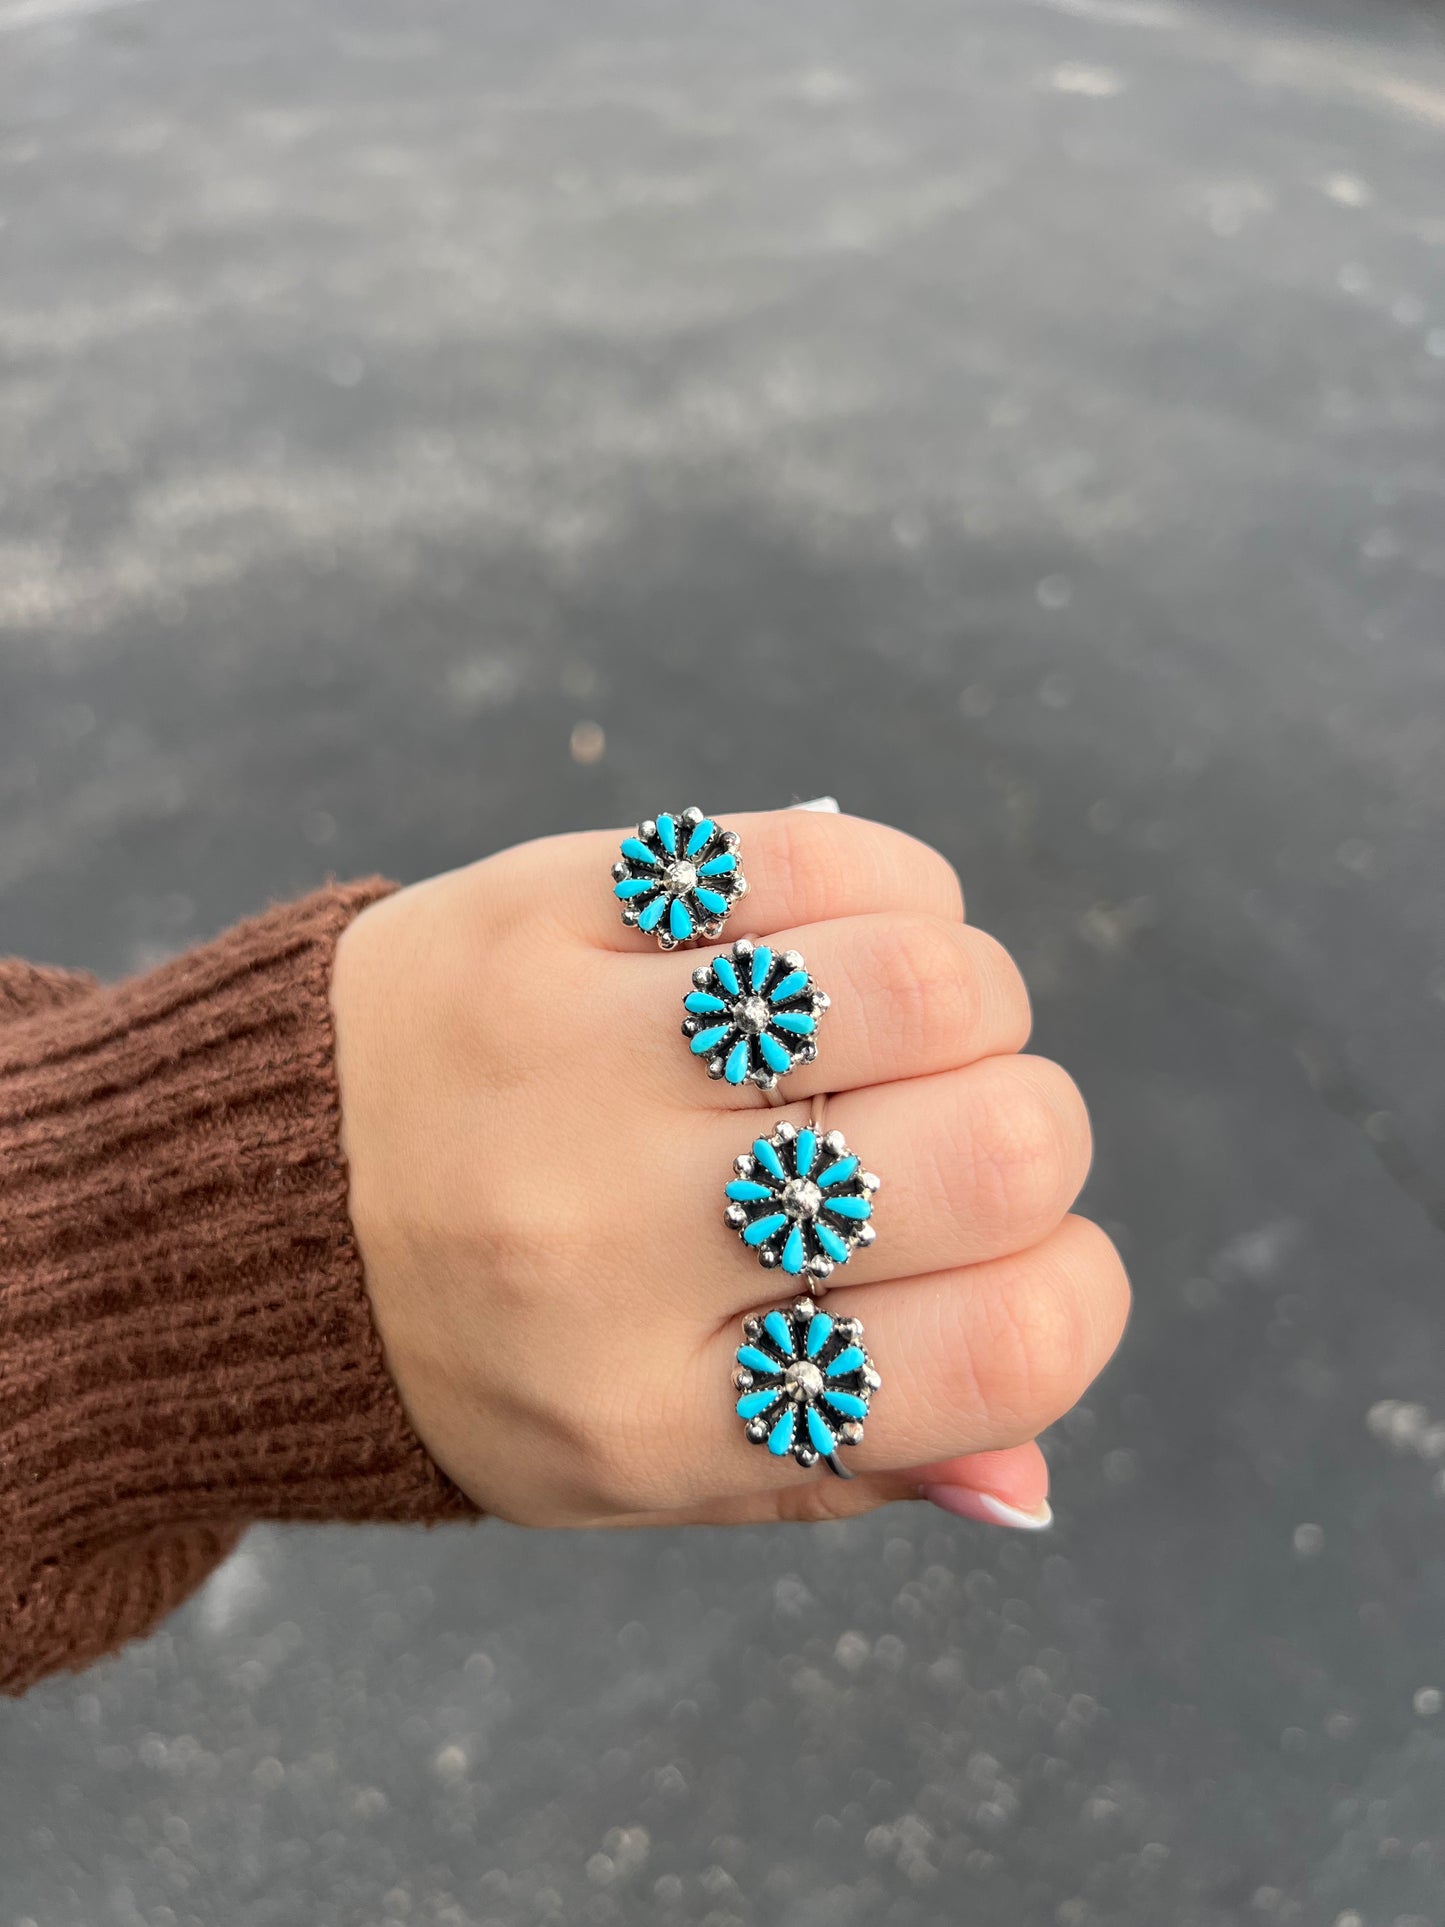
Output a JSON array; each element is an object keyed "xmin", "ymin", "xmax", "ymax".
[{"xmin": 531, "ymin": 807, "xmax": 966, "ymax": 950}]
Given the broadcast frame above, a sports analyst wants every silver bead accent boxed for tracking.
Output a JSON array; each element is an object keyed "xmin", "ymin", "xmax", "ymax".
[
  {"xmin": 745, "ymin": 1419, "xmax": 769, "ymax": 1443},
  {"xmin": 742, "ymin": 1314, "xmax": 762, "ymax": 1340},
  {"xmin": 856, "ymin": 1222, "xmax": 877, "ymax": 1248},
  {"xmin": 824, "ymin": 1129, "xmax": 848, "ymax": 1156},
  {"xmin": 682, "ymin": 806, "xmax": 705, "ymax": 827},
  {"xmin": 692, "ymin": 964, "xmax": 713, "ymax": 989},
  {"xmin": 724, "ymin": 1203, "xmax": 748, "ymax": 1229},
  {"xmin": 733, "ymin": 1366, "xmax": 754, "ymax": 1390},
  {"xmin": 639, "ymin": 819, "xmax": 657, "ymax": 841},
  {"xmin": 806, "ymin": 1254, "xmax": 834, "ymax": 1283},
  {"xmin": 776, "ymin": 1120, "xmax": 797, "ymax": 1142},
  {"xmin": 795, "ymin": 1445, "xmax": 820, "ymax": 1468},
  {"xmin": 734, "ymin": 1153, "xmax": 756, "ymax": 1177},
  {"xmin": 781, "ymin": 950, "xmax": 804, "ymax": 972},
  {"xmin": 863, "ymin": 1366, "xmax": 882, "ymax": 1391},
  {"xmin": 861, "ymin": 1172, "xmax": 881, "ymax": 1194},
  {"xmin": 708, "ymin": 1056, "xmax": 727, "ymax": 1079},
  {"xmin": 839, "ymin": 1421, "xmax": 864, "ymax": 1445}
]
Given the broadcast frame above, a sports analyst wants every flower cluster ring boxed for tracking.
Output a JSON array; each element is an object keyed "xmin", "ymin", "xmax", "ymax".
[
  {"xmin": 725, "ymin": 1120, "xmax": 878, "ymax": 1286},
  {"xmin": 734, "ymin": 1298, "xmax": 880, "ymax": 1470},
  {"xmin": 611, "ymin": 809, "xmax": 749, "ymax": 949},
  {"xmin": 682, "ymin": 938, "xmax": 829, "ymax": 1089}
]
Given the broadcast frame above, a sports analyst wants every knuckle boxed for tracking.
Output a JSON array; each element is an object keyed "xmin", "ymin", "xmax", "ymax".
[
  {"xmin": 972, "ymin": 1222, "xmax": 1130, "ymax": 1436},
  {"xmin": 766, "ymin": 809, "xmax": 853, "ymax": 919},
  {"xmin": 859, "ymin": 916, "xmax": 979, "ymax": 1065},
  {"xmin": 973, "ymin": 1061, "xmax": 1088, "ymax": 1233},
  {"xmin": 969, "ymin": 928, "xmax": 1034, "ymax": 1051}
]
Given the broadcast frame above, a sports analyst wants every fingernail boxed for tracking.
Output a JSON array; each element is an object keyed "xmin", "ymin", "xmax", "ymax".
[
  {"xmin": 789, "ymin": 796, "xmax": 841, "ymax": 813},
  {"xmin": 919, "ymin": 1485, "xmax": 1054, "ymax": 1531}
]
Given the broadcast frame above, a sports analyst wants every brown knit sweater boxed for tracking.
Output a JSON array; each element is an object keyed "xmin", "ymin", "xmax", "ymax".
[{"xmin": 0, "ymin": 882, "xmax": 474, "ymax": 1698}]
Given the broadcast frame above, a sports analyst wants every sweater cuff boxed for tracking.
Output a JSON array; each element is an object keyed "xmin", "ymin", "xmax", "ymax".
[{"xmin": 0, "ymin": 882, "xmax": 476, "ymax": 1589}]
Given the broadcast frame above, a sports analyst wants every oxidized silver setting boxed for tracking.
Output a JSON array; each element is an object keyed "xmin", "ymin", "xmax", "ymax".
[
  {"xmin": 611, "ymin": 808, "xmax": 748, "ymax": 949},
  {"xmin": 682, "ymin": 937, "xmax": 829, "ymax": 1089},
  {"xmin": 725, "ymin": 1120, "xmax": 879, "ymax": 1288},
  {"xmin": 733, "ymin": 1297, "xmax": 881, "ymax": 1476}
]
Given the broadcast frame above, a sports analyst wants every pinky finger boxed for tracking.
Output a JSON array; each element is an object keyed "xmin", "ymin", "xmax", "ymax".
[{"xmin": 599, "ymin": 1439, "xmax": 1051, "ymax": 1530}]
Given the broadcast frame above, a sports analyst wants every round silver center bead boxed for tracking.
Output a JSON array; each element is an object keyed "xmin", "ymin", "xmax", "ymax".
[
  {"xmin": 733, "ymin": 994, "xmax": 771, "ymax": 1035},
  {"xmin": 781, "ymin": 1176, "xmax": 823, "ymax": 1220},
  {"xmin": 666, "ymin": 860, "xmax": 698, "ymax": 894},
  {"xmin": 785, "ymin": 1359, "xmax": 825, "ymax": 1402}
]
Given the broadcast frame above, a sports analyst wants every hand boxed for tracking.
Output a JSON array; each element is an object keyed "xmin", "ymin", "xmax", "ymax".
[{"xmin": 329, "ymin": 810, "xmax": 1128, "ymax": 1530}]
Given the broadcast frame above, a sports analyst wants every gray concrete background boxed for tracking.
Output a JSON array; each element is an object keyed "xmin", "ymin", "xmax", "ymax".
[{"xmin": 3, "ymin": 0, "xmax": 1445, "ymax": 1921}]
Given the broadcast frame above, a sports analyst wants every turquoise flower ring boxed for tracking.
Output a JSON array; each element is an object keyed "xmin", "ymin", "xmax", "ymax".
[
  {"xmin": 732, "ymin": 1296, "xmax": 882, "ymax": 1474},
  {"xmin": 682, "ymin": 938, "xmax": 830, "ymax": 1090},
  {"xmin": 611, "ymin": 808, "xmax": 749, "ymax": 950},
  {"xmin": 724, "ymin": 1119, "xmax": 880, "ymax": 1287}
]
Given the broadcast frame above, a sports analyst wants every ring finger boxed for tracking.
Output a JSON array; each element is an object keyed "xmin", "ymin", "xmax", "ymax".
[{"xmin": 695, "ymin": 1051, "xmax": 1093, "ymax": 1305}]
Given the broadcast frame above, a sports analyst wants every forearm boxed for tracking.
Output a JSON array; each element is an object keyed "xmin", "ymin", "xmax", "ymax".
[{"xmin": 0, "ymin": 883, "xmax": 473, "ymax": 1697}]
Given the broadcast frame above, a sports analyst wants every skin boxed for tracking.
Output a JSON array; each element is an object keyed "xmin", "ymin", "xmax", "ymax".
[{"xmin": 329, "ymin": 809, "xmax": 1130, "ymax": 1532}]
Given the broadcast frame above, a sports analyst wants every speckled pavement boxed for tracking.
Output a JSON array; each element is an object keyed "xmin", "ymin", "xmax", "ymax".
[{"xmin": 3, "ymin": 1, "xmax": 1445, "ymax": 1922}]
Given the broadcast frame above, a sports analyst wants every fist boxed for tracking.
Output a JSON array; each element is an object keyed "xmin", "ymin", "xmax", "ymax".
[{"xmin": 330, "ymin": 810, "xmax": 1128, "ymax": 1530}]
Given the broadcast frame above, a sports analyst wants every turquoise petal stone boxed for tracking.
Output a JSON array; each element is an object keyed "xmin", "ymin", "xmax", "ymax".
[
  {"xmin": 805, "ymin": 1312, "xmax": 834, "ymax": 1357},
  {"xmin": 759, "ymin": 1032, "xmax": 791, "ymax": 1074},
  {"xmin": 697, "ymin": 851, "xmax": 736, "ymax": 877},
  {"xmin": 781, "ymin": 1224, "xmax": 806, "ymax": 1275},
  {"xmin": 726, "ymin": 1180, "xmax": 773, "ymax": 1203},
  {"xmin": 753, "ymin": 1138, "xmax": 786, "ymax": 1182},
  {"xmin": 807, "ymin": 1407, "xmax": 837, "ymax": 1455},
  {"xmin": 737, "ymin": 1388, "xmax": 779, "ymax": 1420},
  {"xmin": 689, "ymin": 1024, "xmax": 730, "ymax": 1055},
  {"xmin": 695, "ymin": 888, "xmax": 729, "ymax": 915},
  {"xmin": 614, "ymin": 877, "xmax": 654, "ymax": 900},
  {"xmin": 767, "ymin": 1407, "xmax": 796, "ymax": 1456},
  {"xmin": 725, "ymin": 1038, "xmax": 750, "ymax": 1085},
  {"xmin": 795, "ymin": 1128, "xmax": 816, "ymax": 1177},
  {"xmin": 769, "ymin": 970, "xmax": 809, "ymax": 1004},
  {"xmin": 815, "ymin": 1222, "xmax": 851, "ymax": 1264},
  {"xmin": 713, "ymin": 954, "xmax": 740, "ymax": 996},
  {"xmin": 737, "ymin": 1344, "xmax": 779, "ymax": 1375},
  {"xmin": 638, "ymin": 895, "xmax": 667, "ymax": 932},
  {"xmin": 764, "ymin": 1310, "xmax": 795, "ymax": 1355},
  {"xmin": 771, "ymin": 1011, "xmax": 815, "ymax": 1036},
  {"xmin": 822, "ymin": 1389, "xmax": 868, "ymax": 1421},
  {"xmin": 656, "ymin": 812, "xmax": 677, "ymax": 855},
  {"xmin": 824, "ymin": 1194, "xmax": 871, "ymax": 1220},
  {"xmin": 826, "ymin": 1345, "xmax": 865, "ymax": 1378},
  {"xmin": 743, "ymin": 1212, "xmax": 787, "ymax": 1247},
  {"xmin": 669, "ymin": 896, "xmax": 694, "ymax": 941},
  {"xmin": 685, "ymin": 817, "xmax": 716, "ymax": 858},
  {"xmin": 685, "ymin": 990, "xmax": 727, "ymax": 1014},
  {"xmin": 620, "ymin": 838, "xmax": 658, "ymax": 866},
  {"xmin": 816, "ymin": 1155, "xmax": 858, "ymax": 1189},
  {"xmin": 751, "ymin": 945, "xmax": 772, "ymax": 992}
]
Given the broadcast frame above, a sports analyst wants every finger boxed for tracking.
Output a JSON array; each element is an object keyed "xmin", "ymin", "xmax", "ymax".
[
  {"xmin": 698, "ymin": 1053, "xmax": 1092, "ymax": 1300},
  {"xmin": 595, "ymin": 1440, "xmax": 1051, "ymax": 1529},
  {"xmin": 628, "ymin": 913, "xmax": 1030, "ymax": 1107},
  {"xmin": 516, "ymin": 809, "xmax": 965, "ymax": 952},
  {"xmin": 680, "ymin": 1215, "xmax": 1129, "ymax": 1508}
]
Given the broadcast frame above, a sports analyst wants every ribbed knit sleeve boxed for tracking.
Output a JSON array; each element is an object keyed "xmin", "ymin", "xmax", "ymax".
[{"xmin": 0, "ymin": 883, "xmax": 475, "ymax": 1697}]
